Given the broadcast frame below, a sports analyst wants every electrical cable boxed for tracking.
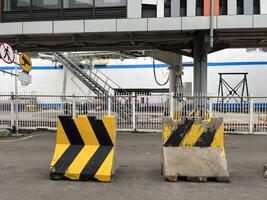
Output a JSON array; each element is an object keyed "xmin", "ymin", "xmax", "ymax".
[{"xmin": 153, "ymin": 58, "xmax": 169, "ymax": 86}]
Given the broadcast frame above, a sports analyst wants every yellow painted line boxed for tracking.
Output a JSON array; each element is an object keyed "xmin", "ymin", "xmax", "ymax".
[
  {"xmin": 74, "ymin": 116, "xmax": 99, "ymax": 145},
  {"xmin": 180, "ymin": 123, "xmax": 204, "ymax": 147},
  {"xmin": 95, "ymin": 147, "xmax": 115, "ymax": 182},
  {"xmin": 102, "ymin": 116, "xmax": 116, "ymax": 145},
  {"xmin": 50, "ymin": 144, "xmax": 70, "ymax": 167},
  {"xmin": 64, "ymin": 145, "xmax": 99, "ymax": 180}
]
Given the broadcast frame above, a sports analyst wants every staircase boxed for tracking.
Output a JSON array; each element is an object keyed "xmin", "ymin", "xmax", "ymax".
[{"xmin": 54, "ymin": 52, "xmax": 131, "ymax": 121}]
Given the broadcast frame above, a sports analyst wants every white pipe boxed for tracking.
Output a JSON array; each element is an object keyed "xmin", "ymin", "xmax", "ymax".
[{"xmin": 210, "ymin": 0, "xmax": 214, "ymax": 48}]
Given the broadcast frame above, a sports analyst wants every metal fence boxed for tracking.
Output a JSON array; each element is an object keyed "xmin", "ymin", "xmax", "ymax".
[{"xmin": 0, "ymin": 92, "xmax": 266, "ymax": 134}]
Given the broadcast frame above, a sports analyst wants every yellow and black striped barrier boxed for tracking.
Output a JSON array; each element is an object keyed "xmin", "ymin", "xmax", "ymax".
[
  {"xmin": 50, "ymin": 115, "xmax": 116, "ymax": 182},
  {"xmin": 162, "ymin": 117, "xmax": 230, "ymax": 182}
]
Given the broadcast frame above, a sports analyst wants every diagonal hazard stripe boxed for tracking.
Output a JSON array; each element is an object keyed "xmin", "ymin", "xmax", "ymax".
[
  {"xmin": 53, "ymin": 145, "xmax": 84, "ymax": 175},
  {"xmin": 164, "ymin": 118, "xmax": 194, "ymax": 147},
  {"xmin": 180, "ymin": 123, "xmax": 205, "ymax": 147},
  {"xmin": 79, "ymin": 146, "xmax": 113, "ymax": 181},
  {"xmin": 64, "ymin": 145, "xmax": 99, "ymax": 180},
  {"xmin": 59, "ymin": 116, "xmax": 84, "ymax": 145},
  {"xmin": 88, "ymin": 117, "xmax": 113, "ymax": 146},
  {"xmin": 194, "ymin": 119, "xmax": 222, "ymax": 147},
  {"xmin": 95, "ymin": 147, "xmax": 115, "ymax": 182},
  {"xmin": 74, "ymin": 116, "xmax": 99, "ymax": 145}
]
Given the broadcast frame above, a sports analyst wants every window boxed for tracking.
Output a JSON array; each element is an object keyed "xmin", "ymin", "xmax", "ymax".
[
  {"xmin": 32, "ymin": 0, "xmax": 61, "ymax": 9},
  {"xmin": 63, "ymin": 0, "xmax": 93, "ymax": 8},
  {"xmin": 3, "ymin": 0, "xmax": 30, "ymax": 11},
  {"xmin": 180, "ymin": 0, "xmax": 186, "ymax": 16},
  {"xmin": 246, "ymin": 48, "xmax": 257, "ymax": 53},
  {"xmin": 95, "ymin": 0, "xmax": 127, "ymax": 7},
  {"xmin": 196, "ymin": 0, "xmax": 203, "ymax": 16},
  {"xmin": 237, "ymin": 0, "xmax": 244, "ymax": 14},
  {"xmin": 254, "ymin": 0, "xmax": 260, "ymax": 14},
  {"xmin": 220, "ymin": 0, "xmax": 227, "ymax": 15}
]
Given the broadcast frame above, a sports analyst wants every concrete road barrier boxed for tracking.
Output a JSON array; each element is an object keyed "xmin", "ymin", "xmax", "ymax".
[
  {"xmin": 50, "ymin": 115, "xmax": 116, "ymax": 182},
  {"xmin": 162, "ymin": 117, "xmax": 230, "ymax": 182}
]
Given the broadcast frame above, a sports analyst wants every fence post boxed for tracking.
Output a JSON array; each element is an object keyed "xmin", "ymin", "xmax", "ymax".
[
  {"xmin": 132, "ymin": 92, "xmax": 136, "ymax": 131},
  {"xmin": 10, "ymin": 92, "xmax": 15, "ymax": 129},
  {"xmin": 249, "ymin": 95, "xmax": 254, "ymax": 134},
  {"xmin": 209, "ymin": 97, "xmax": 213, "ymax": 117},
  {"xmin": 170, "ymin": 92, "xmax": 174, "ymax": 119},
  {"xmin": 72, "ymin": 96, "xmax": 76, "ymax": 119},
  {"xmin": 108, "ymin": 96, "xmax": 112, "ymax": 115}
]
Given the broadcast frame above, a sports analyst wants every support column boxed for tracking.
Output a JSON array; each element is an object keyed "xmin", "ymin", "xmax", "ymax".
[
  {"xmin": 193, "ymin": 32, "xmax": 209, "ymax": 94},
  {"xmin": 244, "ymin": 0, "xmax": 254, "ymax": 15},
  {"xmin": 61, "ymin": 67, "xmax": 67, "ymax": 98},
  {"xmin": 187, "ymin": 0, "xmax": 196, "ymax": 16},
  {"xmin": 260, "ymin": 0, "xmax": 267, "ymax": 14},
  {"xmin": 171, "ymin": 0, "xmax": 180, "ymax": 17},
  {"xmin": 169, "ymin": 58, "xmax": 183, "ymax": 96},
  {"xmin": 227, "ymin": 0, "xmax": 237, "ymax": 15},
  {"xmin": 157, "ymin": 0, "xmax": 164, "ymax": 17},
  {"xmin": 127, "ymin": 0, "xmax": 142, "ymax": 18}
]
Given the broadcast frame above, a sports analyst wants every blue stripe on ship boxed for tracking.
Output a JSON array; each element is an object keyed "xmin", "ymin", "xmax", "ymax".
[{"xmin": 1, "ymin": 61, "xmax": 267, "ymax": 70}]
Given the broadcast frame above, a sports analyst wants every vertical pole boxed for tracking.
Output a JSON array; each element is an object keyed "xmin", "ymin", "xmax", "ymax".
[
  {"xmin": 108, "ymin": 95, "xmax": 111, "ymax": 115},
  {"xmin": 171, "ymin": 0, "xmax": 180, "ymax": 17},
  {"xmin": 193, "ymin": 32, "xmax": 208, "ymax": 95},
  {"xmin": 0, "ymin": 0, "xmax": 2, "ymax": 23},
  {"xmin": 132, "ymin": 92, "xmax": 136, "ymax": 131},
  {"xmin": 62, "ymin": 67, "xmax": 67, "ymax": 98},
  {"xmin": 210, "ymin": 0, "xmax": 215, "ymax": 48},
  {"xmin": 11, "ymin": 92, "xmax": 15, "ymax": 129},
  {"xmin": 157, "ymin": 0, "xmax": 164, "ymax": 17},
  {"xmin": 209, "ymin": 97, "xmax": 213, "ymax": 117},
  {"xmin": 14, "ymin": 53, "xmax": 19, "ymax": 134},
  {"xmin": 170, "ymin": 92, "xmax": 174, "ymax": 119},
  {"xmin": 72, "ymin": 96, "xmax": 76, "ymax": 119},
  {"xmin": 249, "ymin": 95, "xmax": 254, "ymax": 134}
]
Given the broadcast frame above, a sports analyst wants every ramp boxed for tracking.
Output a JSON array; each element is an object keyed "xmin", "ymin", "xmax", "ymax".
[
  {"xmin": 162, "ymin": 117, "xmax": 230, "ymax": 182},
  {"xmin": 50, "ymin": 115, "xmax": 116, "ymax": 182}
]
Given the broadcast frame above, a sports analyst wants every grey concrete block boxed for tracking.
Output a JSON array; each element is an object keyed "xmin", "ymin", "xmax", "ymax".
[
  {"xmin": 0, "ymin": 22, "xmax": 22, "ymax": 36},
  {"xmin": 117, "ymin": 18, "xmax": 147, "ymax": 32},
  {"xmin": 163, "ymin": 147, "xmax": 230, "ymax": 180},
  {"xmin": 23, "ymin": 21, "xmax": 53, "ymax": 34},
  {"xmin": 85, "ymin": 19, "xmax": 116, "ymax": 33},
  {"xmin": 53, "ymin": 20, "xmax": 84, "ymax": 34}
]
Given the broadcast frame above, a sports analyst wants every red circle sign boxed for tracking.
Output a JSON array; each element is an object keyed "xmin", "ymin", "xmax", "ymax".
[{"xmin": 0, "ymin": 43, "xmax": 15, "ymax": 64}]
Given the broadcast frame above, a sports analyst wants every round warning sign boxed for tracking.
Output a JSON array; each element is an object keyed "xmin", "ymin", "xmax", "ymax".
[
  {"xmin": 19, "ymin": 53, "xmax": 32, "ymax": 73},
  {"xmin": 0, "ymin": 43, "xmax": 15, "ymax": 64}
]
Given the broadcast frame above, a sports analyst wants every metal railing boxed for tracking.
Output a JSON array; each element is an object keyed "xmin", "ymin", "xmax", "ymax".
[{"xmin": 0, "ymin": 92, "xmax": 266, "ymax": 134}]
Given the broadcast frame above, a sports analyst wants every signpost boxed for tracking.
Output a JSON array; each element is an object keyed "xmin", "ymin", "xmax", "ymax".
[
  {"xmin": 19, "ymin": 53, "xmax": 32, "ymax": 73},
  {"xmin": 0, "ymin": 42, "xmax": 15, "ymax": 64},
  {"xmin": 0, "ymin": 42, "xmax": 32, "ymax": 135},
  {"xmin": 18, "ymin": 71, "xmax": 32, "ymax": 86}
]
